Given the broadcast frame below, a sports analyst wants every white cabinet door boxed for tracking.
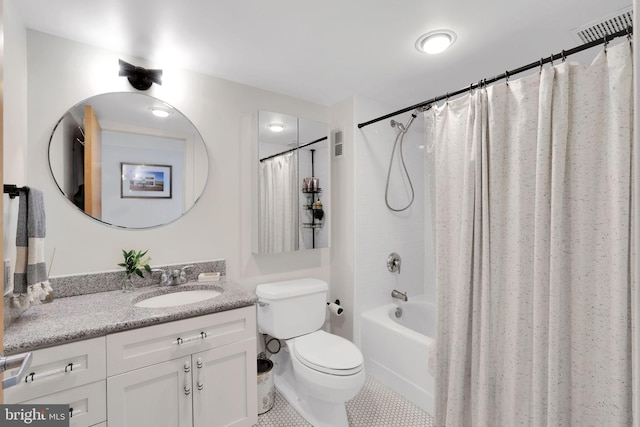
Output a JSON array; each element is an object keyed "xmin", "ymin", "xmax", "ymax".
[
  {"xmin": 107, "ymin": 357, "xmax": 193, "ymax": 427},
  {"xmin": 192, "ymin": 338, "xmax": 257, "ymax": 427}
]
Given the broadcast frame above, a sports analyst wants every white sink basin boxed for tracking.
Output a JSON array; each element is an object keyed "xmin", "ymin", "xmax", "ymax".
[{"xmin": 134, "ymin": 289, "xmax": 222, "ymax": 308}]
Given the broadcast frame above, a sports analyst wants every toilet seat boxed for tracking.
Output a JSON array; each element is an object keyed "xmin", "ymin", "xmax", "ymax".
[{"xmin": 290, "ymin": 330, "xmax": 363, "ymax": 376}]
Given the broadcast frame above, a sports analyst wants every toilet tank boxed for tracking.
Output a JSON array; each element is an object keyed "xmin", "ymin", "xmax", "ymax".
[{"xmin": 256, "ymin": 278, "xmax": 328, "ymax": 339}]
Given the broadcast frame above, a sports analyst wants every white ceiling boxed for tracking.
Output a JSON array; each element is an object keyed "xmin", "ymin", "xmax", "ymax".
[{"xmin": 14, "ymin": 0, "xmax": 633, "ymax": 112}]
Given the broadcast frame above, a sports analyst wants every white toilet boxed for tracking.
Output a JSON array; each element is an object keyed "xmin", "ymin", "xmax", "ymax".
[{"xmin": 256, "ymin": 278, "xmax": 365, "ymax": 427}]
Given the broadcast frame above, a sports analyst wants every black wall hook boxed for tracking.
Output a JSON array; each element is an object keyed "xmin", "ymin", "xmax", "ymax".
[{"xmin": 4, "ymin": 184, "xmax": 26, "ymax": 199}]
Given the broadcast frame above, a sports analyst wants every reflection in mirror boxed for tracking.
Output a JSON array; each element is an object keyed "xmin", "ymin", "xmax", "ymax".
[
  {"xmin": 257, "ymin": 111, "xmax": 329, "ymax": 254},
  {"xmin": 48, "ymin": 92, "xmax": 208, "ymax": 229}
]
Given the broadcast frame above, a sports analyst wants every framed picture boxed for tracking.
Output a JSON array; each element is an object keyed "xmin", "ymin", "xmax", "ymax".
[{"xmin": 121, "ymin": 163, "xmax": 172, "ymax": 199}]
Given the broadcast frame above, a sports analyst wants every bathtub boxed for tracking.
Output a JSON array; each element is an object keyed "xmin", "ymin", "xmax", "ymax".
[{"xmin": 361, "ymin": 295, "xmax": 435, "ymax": 415}]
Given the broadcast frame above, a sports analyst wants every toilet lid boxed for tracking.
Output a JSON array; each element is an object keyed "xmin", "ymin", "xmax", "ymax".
[{"xmin": 292, "ymin": 330, "xmax": 363, "ymax": 376}]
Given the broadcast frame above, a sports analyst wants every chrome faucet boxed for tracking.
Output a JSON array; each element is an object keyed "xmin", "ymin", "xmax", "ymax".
[
  {"xmin": 391, "ymin": 289, "xmax": 408, "ymax": 302},
  {"xmin": 165, "ymin": 265, "xmax": 193, "ymax": 286}
]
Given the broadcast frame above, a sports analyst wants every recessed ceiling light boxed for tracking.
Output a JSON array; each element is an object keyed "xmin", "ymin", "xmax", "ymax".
[
  {"xmin": 415, "ymin": 30, "xmax": 457, "ymax": 54},
  {"xmin": 267, "ymin": 122, "xmax": 286, "ymax": 132},
  {"xmin": 149, "ymin": 107, "xmax": 172, "ymax": 118}
]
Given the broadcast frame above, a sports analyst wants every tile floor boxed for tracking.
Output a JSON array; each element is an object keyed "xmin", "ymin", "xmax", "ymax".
[{"xmin": 255, "ymin": 374, "xmax": 435, "ymax": 427}]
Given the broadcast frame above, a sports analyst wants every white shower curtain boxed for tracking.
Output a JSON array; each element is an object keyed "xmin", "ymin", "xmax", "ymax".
[
  {"xmin": 427, "ymin": 42, "xmax": 634, "ymax": 426},
  {"xmin": 259, "ymin": 152, "xmax": 299, "ymax": 253}
]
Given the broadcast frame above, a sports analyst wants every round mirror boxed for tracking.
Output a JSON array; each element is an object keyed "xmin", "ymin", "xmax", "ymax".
[{"xmin": 48, "ymin": 92, "xmax": 208, "ymax": 229}]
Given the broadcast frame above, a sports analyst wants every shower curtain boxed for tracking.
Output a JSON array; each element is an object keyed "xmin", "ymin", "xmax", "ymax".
[
  {"xmin": 427, "ymin": 42, "xmax": 634, "ymax": 426},
  {"xmin": 258, "ymin": 151, "xmax": 299, "ymax": 253}
]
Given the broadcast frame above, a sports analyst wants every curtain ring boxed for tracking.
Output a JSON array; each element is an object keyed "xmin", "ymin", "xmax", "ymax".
[
  {"xmin": 561, "ymin": 50, "xmax": 566, "ymax": 62},
  {"xmin": 539, "ymin": 57, "xmax": 544, "ymax": 72},
  {"xmin": 604, "ymin": 34, "xmax": 609, "ymax": 54},
  {"xmin": 549, "ymin": 54, "xmax": 554, "ymax": 67},
  {"xmin": 445, "ymin": 92, "xmax": 449, "ymax": 102},
  {"xmin": 626, "ymin": 26, "xmax": 632, "ymax": 43},
  {"xmin": 504, "ymin": 70, "xmax": 510, "ymax": 85}
]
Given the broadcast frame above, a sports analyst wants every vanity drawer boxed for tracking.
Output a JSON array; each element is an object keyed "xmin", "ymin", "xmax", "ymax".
[
  {"xmin": 106, "ymin": 306, "xmax": 256, "ymax": 376},
  {"xmin": 5, "ymin": 337, "xmax": 106, "ymax": 403},
  {"xmin": 20, "ymin": 380, "xmax": 107, "ymax": 427}
]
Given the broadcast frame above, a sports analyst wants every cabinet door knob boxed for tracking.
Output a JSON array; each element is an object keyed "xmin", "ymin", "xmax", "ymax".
[
  {"xmin": 184, "ymin": 360, "xmax": 192, "ymax": 395},
  {"xmin": 196, "ymin": 357, "xmax": 204, "ymax": 390}
]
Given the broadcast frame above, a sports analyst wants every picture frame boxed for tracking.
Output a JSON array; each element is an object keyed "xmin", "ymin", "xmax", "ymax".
[{"xmin": 121, "ymin": 163, "xmax": 172, "ymax": 199}]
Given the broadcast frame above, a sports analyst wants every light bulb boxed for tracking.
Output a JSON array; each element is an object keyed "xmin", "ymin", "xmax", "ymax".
[
  {"xmin": 267, "ymin": 122, "xmax": 286, "ymax": 132},
  {"xmin": 416, "ymin": 30, "xmax": 457, "ymax": 54}
]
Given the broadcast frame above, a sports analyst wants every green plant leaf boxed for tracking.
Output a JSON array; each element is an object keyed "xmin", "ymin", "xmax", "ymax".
[{"xmin": 118, "ymin": 249, "xmax": 152, "ymax": 280}]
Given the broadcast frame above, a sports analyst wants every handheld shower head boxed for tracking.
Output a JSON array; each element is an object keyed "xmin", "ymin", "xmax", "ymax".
[
  {"xmin": 390, "ymin": 112, "xmax": 418, "ymax": 134},
  {"xmin": 390, "ymin": 119, "xmax": 406, "ymax": 133},
  {"xmin": 385, "ymin": 111, "xmax": 419, "ymax": 212}
]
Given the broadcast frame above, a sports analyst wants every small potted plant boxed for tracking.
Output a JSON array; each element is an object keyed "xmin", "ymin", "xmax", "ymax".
[{"xmin": 118, "ymin": 249, "xmax": 152, "ymax": 292}]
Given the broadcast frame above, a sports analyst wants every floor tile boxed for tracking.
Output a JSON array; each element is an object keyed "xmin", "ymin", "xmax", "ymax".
[{"xmin": 255, "ymin": 374, "xmax": 435, "ymax": 427}]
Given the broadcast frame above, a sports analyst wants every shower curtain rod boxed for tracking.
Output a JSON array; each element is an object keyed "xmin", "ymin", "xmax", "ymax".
[
  {"xmin": 358, "ymin": 25, "xmax": 633, "ymax": 129},
  {"xmin": 259, "ymin": 136, "xmax": 328, "ymax": 162}
]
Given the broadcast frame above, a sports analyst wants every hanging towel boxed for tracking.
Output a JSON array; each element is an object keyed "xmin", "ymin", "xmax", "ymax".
[{"xmin": 13, "ymin": 187, "xmax": 52, "ymax": 308}]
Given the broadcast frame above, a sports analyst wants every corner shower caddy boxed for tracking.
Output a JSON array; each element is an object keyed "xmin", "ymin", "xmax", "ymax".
[{"xmin": 302, "ymin": 188, "xmax": 323, "ymax": 227}]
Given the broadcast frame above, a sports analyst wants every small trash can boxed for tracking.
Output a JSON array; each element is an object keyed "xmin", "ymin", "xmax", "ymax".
[{"xmin": 257, "ymin": 358, "xmax": 275, "ymax": 414}]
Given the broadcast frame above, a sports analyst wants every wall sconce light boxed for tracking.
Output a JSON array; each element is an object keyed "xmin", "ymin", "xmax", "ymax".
[{"xmin": 119, "ymin": 59, "xmax": 163, "ymax": 90}]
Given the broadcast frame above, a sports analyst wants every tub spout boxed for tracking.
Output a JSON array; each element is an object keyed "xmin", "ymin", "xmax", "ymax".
[{"xmin": 391, "ymin": 289, "xmax": 408, "ymax": 302}]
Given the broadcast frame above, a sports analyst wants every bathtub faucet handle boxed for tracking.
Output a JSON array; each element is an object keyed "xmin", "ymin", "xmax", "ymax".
[{"xmin": 387, "ymin": 252, "xmax": 401, "ymax": 274}]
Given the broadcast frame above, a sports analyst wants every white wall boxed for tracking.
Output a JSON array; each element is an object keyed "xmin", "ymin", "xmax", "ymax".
[
  {"xmin": 7, "ymin": 29, "xmax": 332, "ymax": 291},
  {"xmin": 3, "ymin": 0, "xmax": 28, "ymax": 269},
  {"xmin": 329, "ymin": 97, "xmax": 356, "ymax": 340},
  {"xmin": 353, "ymin": 95, "xmax": 433, "ymax": 345}
]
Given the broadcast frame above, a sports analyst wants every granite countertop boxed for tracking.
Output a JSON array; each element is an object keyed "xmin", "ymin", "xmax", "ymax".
[{"xmin": 4, "ymin": 280, "xmax": 257, "ymax": 355}]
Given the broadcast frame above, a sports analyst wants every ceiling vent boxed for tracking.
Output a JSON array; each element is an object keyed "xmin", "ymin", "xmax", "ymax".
[{"xmin": 571, "ymin": 6, "xmax": 633, "ymax": 44}]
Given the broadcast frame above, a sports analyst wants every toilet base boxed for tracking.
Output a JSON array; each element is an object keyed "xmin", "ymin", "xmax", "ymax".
[
  {"xmin": 272, "ymin": 349, "xmax": 351, "ymax": 427},
  {"xmin": 274, "ymin": 365, "xmax": 350, "ymax": 427}
]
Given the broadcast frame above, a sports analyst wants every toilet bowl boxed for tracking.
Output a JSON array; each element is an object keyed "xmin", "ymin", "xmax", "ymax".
[
  {"xmin": 289, "ymin": 330, "xmax": 365, "ymax": 403},
  {"xmin": 256, "ymin": 279, "xmax": 366, "ymax": 427},
  {"xmin": 271, "ymin": 331, "xmax": 365, "ymax": 426}
]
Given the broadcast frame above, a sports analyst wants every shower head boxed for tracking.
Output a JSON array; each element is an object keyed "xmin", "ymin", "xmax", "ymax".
[
  {"xmin": 391, "ymin": 112, "xmax": 417, "ymax": 134},
  {"xmin": 390, "ymin": 120, "xmax": 406, "ymax": 133}
]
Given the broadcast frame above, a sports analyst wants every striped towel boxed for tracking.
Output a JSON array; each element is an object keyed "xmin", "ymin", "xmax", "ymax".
[{"xmin": 13, "ymin": 187, "xmax": 52, "ymax": 308}]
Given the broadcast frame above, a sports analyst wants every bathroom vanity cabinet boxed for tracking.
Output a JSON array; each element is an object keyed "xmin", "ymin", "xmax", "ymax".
[
  {"xmin": 4, "ymin": 336, "xmax": 107, "ymax": 427},
  {"xmin": 5, "ymin": 306, "xmax": 257, "ymax": 427},
  {"xmin": 106, "ymin": 306, "xmax": 257, "ymax": 427}
]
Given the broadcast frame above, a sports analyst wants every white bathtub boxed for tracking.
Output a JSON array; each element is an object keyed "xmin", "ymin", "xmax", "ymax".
[{"xmin": 361, "ymin": 295, "xmax": 435, "ymax": 415}]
